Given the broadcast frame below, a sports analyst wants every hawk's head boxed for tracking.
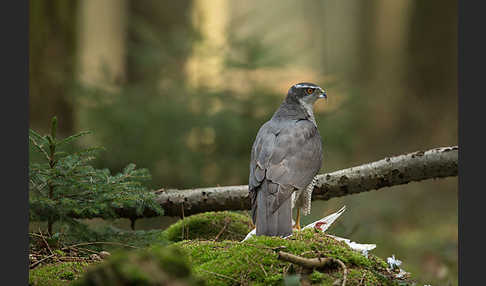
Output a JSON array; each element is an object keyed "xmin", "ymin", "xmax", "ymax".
[{"xmin": 286, "ymin": 82, "xmax": 327, "ymax": 106}]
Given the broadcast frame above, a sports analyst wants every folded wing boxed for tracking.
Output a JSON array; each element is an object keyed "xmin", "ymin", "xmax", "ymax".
[{"xmin": 249, "ymin": 119, "xmax": 322, "ymax": 224}]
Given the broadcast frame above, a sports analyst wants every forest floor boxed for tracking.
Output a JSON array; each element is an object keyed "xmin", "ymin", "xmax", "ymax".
[{"xmin": 29, "ymin": 211, "xmax": 415, "ymax": 286}]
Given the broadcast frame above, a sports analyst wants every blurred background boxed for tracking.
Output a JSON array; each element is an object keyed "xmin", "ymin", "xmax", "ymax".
[{"xmin": 30, "ymin": 0, "xmax": 457, "ymax": 285}]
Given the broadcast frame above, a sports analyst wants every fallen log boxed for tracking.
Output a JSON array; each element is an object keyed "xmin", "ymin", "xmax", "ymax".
[{"xmin": 152, "ymin": 146, "xmax": 457, "ymax": 217}]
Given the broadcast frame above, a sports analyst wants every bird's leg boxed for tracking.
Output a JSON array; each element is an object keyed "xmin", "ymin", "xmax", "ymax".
[
  {"xmin": 249, "ymin": 220, "xmax": 255, "ymax": 229},
  {"xmin": 293, "ymin": 208, "xmax": 301, "ymax": 230}
]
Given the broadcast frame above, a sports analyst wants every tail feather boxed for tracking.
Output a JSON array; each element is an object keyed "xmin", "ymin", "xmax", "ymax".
[
  {"xmin": 255, "ymin": 180, "xmax": 292, "ymax": 237},
  {"xmin": 249, "ymin": 189, "xmax": 257, "ymax": 225}
]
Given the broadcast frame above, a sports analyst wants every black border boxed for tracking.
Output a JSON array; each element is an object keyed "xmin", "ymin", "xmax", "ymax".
[
  {"xmin": 458, "ymin": 1, "xmax": 484, "ymax": 285},
  {"xmin": 2, "ymin": 0, "xmax": 29, "ymax": 284}
]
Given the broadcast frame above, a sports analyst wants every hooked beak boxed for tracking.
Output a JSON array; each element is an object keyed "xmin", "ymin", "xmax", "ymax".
[{"xmin": 318, "ymin": 88, "xmax": 327, "ymax": 100}]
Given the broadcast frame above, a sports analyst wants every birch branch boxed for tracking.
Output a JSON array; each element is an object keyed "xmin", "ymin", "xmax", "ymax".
[{"xmin": 152, "ymin": 146, "xmax": 457, "ymax": 217}]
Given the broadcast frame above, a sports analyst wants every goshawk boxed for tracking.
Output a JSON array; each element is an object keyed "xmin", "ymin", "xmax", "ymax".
[{"xmin": 249, "ymin": 82, "xmax": 326, "ymax": 236}]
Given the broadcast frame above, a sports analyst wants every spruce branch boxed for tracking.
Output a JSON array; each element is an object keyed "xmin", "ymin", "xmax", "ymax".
[{"xmin": 29, "ymin": 117, "xmax": 164, "ymax": 233}]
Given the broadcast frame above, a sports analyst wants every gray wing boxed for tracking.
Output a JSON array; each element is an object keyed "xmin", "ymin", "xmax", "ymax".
[{"xmin": 249, "ymin": 119, "xmax": 322, "ymax": 223}]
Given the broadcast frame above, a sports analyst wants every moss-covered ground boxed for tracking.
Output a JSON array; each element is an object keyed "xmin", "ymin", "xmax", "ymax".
[
  {"xmin": 71, "ymin": 245, "xmax": 204, "ymax": 286},
  {"xmin": 29, "ymin": 211, "xmax": 414, "ymax": 285},
  {"xmin": 163, "ymin": 211, "xmax": 253, "ymax": 242},
  {"xmin": 173, "ymin": 228, "xmax": 411, "ymax": 286},
  {"xmin": 29, "ymin": 261, "xmax": 93, "ymax": 286}
]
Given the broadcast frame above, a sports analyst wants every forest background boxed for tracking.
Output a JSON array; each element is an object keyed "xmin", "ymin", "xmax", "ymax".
[{"xmin": 29, "ymin": 0, "xmax": 457, "ymax": 285}]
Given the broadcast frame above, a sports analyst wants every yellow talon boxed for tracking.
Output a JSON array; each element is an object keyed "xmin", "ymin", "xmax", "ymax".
[{"xmin": 293, "ymin": 208, "xmax": 301, "ymax": 230}]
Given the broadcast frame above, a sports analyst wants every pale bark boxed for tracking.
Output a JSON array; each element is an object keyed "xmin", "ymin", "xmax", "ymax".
[{"xmin": 153, "ymin": 146, "xmax": 457, "ymax": 217}]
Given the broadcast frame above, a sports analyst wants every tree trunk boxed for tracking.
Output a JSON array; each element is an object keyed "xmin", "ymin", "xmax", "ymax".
[
  {"xmin": 29, "ymin": 0, "xmax": 77, "ymax": 135},
  {"xmin": 77, "ymin": 0, "xmax": 127, "ymax": 90},
  {"xmin": 185, "ymin": 0, "xmax": 228, "ymax": 89}
]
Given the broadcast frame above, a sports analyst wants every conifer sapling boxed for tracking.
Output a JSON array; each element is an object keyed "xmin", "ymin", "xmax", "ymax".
[{"xmin": 29, "ymin": 117, "xmax": 163, "ymax": 235}]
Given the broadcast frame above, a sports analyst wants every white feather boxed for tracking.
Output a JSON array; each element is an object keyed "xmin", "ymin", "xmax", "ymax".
[
  {"xmin": 302, "ymin": 205, "xmax": 346, "ymax": 232},
  {"xmin": 242, "ymin": 205, "xmax": 346, "ymax": 242},
  {"xmin": 242, "ymin": 206, "xmax": 379, "ymax": 259},
  {"xmin": 327, "ymin": 234, "xmax": 377, "ymax": 257}
]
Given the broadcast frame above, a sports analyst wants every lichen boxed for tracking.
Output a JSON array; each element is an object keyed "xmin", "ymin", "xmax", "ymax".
[{"xmin": 163, "ymin": 211, "xmax": 253, "ymax": 242}]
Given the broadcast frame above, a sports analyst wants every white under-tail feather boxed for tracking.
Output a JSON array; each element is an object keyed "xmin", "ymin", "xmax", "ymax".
[
  {"xmin": 242, "ymin": 205, "xmax": 346, "ymax": 242},
  {"xmin": 302, "ymin": 205, "xmax": 346, "ymax": 231},
  {"xmin": 241, "ymin": 205, "xmax": 376, "ymax": 258}
]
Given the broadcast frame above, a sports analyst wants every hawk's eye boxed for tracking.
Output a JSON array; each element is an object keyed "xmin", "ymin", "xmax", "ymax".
[{"xmin": 306, "ymin": 88, "xmax": 314, "ymax": 95}]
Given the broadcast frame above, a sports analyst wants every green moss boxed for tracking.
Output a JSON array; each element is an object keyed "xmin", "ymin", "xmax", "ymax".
[
  {"xmin": 29, "ymin": 261, "xmax": 91, "ymax": 286},
  {"xmin": 72, "ymin": 244, "xmax": 204, "ymax": 286},
  {"xmin": 309, "ymin": 270, "xmax": 333, "ymax": 284},
  {"xmin": 263, "ymin": 274, "xmax": 284, "ymax": 285},
  {"xmin": 28, "ymin": 227, "xmax": 170, "ymax": 285},
  {"xmin": 99, "ymin": 228, "xmax": 169, "ymax": 249},
  {"xmin": 173, "ymin": 228, "xmax": 412, "ymax": 286},
  {"xmin": 29, "ymin": 216, "xmax": 414, "ymax": 286},
  {"xmin": 163, "ymin": 211, "xmax": 253, "ymax": 242},
  {"xmin": 29, "ymin": 227, "xmax": 413, "ymax": 286}
]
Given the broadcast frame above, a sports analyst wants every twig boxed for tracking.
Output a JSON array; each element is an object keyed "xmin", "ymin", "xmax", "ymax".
[
  {"xmin": 199, "ymin": 269, "xmax": 239, "ymax": 282},
  {"xmin": 38, "ymin": 229, "xmax": 53, "ymax": 256},
  {"xmin": 358, "ymin": 273, "xmax": 366, "ymax": 286},
  {"xmin": 259, "ymin": 263, "xmax": 268, "ymax": 277},
  {"xmin": 213, "ymin": 217, "xmax": 230, "ymax": 241},
  {"xmin": 282, "ymin": 264, "xmax": 291, "ymax": 276},
  {"xmin": 334, "ymin": 258, "xmax": 347, "ymax": 286},
  {"xmin": 63, "ymin": 241, "xmax": 139, "ymax": 249},
  {"xmin": 57, "ymin": 256, "xmax": 90, "ymax": 262},
  {"xmin": 29, "ymin": 232, "xmax": 45, "ymax": 238},
  {"xmin": 30, "ymin": 254, "xmax": 55, "ymax": 269},
  {"xmin": 277, "ymin": 251, "xmax": 347, "ymax": 286},
  {"xmin": 243, "ymin": 255, "xmax": 251, "ymax": 271},
  {"xmin": 278, "ymin": 251, "xmax": 333, "ymax": 269},
  {"xmin": 67, "ymin": 246, "xmax": 100, "ymax": 255}
]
